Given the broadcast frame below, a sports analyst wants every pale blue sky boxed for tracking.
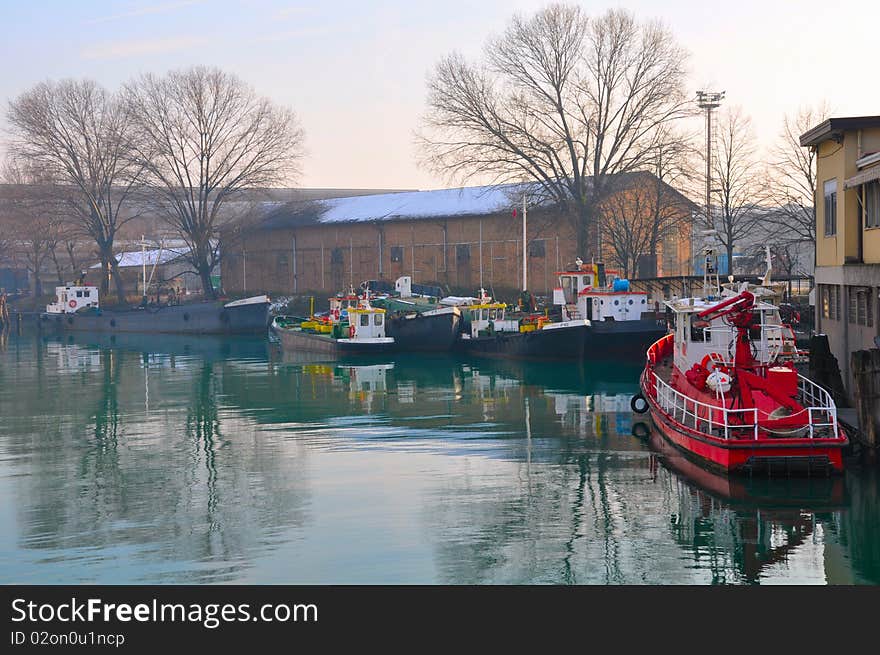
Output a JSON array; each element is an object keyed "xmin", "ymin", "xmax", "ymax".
[{"xmin": 1, "ymin": 0, "xmax": 878, "ymax": 189}]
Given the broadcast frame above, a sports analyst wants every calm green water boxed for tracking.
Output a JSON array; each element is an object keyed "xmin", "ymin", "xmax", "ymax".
[{"xmin": 0, "ymin": 330, "xmax": 878, "ymax": 585}]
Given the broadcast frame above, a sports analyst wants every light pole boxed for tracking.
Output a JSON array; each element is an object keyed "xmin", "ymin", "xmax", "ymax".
[{"xmin": 696, "ymin": 90, "xmax": 725, "ymax": 238}]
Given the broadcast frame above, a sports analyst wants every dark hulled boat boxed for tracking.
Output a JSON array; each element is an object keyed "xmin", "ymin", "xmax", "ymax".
[
  {"xmin": 384, "ymin": 305, "xmax": 462, "ymax": 352},
  {"xmin": 456, "ymin": 292, "xmax": 589, "ymax": 361},
  {"xmin": 553, "ymin": 261, "xmax": 668, "ymax": 360},
  {"xmin": 38, "ymin": 285, "xmax": 270, "ymax": 335},
  {"xmin": 368, "ymin": 277, "xmax": 462, "ymax": 352}
]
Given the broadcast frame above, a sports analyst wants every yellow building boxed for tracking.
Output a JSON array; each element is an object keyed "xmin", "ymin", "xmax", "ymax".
[{"xmin": 801, "ymin": 116, "xmax": 880, "ymax": 396}]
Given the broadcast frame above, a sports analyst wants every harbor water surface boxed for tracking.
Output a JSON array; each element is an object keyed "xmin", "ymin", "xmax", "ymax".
[{"xmin": 1, "ymin": 331, "xmax": 878, "ymax": 584}]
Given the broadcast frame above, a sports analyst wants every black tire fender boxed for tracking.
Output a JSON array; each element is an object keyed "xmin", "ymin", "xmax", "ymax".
[{"xmin": 631, "ymin": 393, "xmax": 648, "ymax": 414}]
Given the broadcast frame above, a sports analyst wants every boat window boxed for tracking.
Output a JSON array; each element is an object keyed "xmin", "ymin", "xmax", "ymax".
[
  {"xmin": 360, "ymin": 313, "xmax": 369, "ymax": 327},
  {"xmin": 374, "ymin": 313, "xmax": 383, "ymax": 326},
  {"xmin": 582, "ymin": 276, "xmax": 589, "ymax": 286},
  {"xmin": 76, "ymin": 291, "xmax": 83, "ymax": 298},
  {"xmin": 561, "ymin": 276, "xmax": 576, "ymax": 303},
  {"xmin": 690, "ymin": 314, "xmax": 708, "ymax": 342},
  {"xmin": 489, "ymin": 309, "xmax": 497, "ymax": 320}
]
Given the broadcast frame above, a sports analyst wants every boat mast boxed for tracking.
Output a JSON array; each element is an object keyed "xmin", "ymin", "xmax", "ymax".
[
  {"xmin": 479, "ymin": 219, "xmax": 483, "ymax": 291},
  {"xmin": 141, "ymin": 235, "xmax": 147, "ymax": 300},
  {"xmin": 522, "ymin": 194, "xmax": 527, "ymax": 292}
]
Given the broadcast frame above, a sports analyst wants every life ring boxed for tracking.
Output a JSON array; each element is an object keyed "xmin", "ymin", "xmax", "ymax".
[
  {"xmin": 348, "ymin": 324, "xmax": 355, "ymax": 338},
  {"xmin": 631, "ymin": 393, "xmax": 648, "ymax": 414},
  {"xmin": 701, "ymin": 352, "xmax": 729, "ymax": 373},
  {"xmin": 331, "ymin": 308, "xmax": 340, "ymax": 321},
  {"xmin": 631, "ymin": 421, "xmax": 650, "ymax": 439},
  {"xmin": 68, "ymin": 300, "xmax": 77, "ymax": 308}
]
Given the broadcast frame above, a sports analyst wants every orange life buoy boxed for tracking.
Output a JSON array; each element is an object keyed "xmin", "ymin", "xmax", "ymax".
[
  {"xmin": 348, "ymin": 324, "xmax": 355, "ymax": 338},
  {"xmin": 701, "ymin": 352, "xmax": 728, "ymax": 373}
]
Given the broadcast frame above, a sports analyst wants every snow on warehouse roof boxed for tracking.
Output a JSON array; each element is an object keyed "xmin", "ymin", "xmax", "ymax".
[
  {"xmin": 89, "ymin": 246, "xmax": 190, "ymax": 269},
  {"xmin": 254, "ymin": 173, "xmax": 696, "ymax": 230},
  {"xmin": 318, "ymin": 183, "xmax": 539, "ymax": 223},
  {"xmin": 258, "ymin": 182, "xmax": 550, "ymax": 229}
]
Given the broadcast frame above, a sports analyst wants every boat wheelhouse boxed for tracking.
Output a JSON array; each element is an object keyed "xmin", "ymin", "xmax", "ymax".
[
  {"xmin": 636, "ymin": 286, "xmax": 847, "ymax": 475},
  {"xmin": 46, "ymin": 285, "xmax": 100, "ymax": 314}
]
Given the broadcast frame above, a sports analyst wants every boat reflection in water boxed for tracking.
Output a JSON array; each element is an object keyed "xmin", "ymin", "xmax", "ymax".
[{"xmin": 638, "ymin": 419, "xmax": 849, "ymax": 584}]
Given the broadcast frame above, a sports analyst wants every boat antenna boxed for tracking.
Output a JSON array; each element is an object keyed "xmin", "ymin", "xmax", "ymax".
[
  {"xmin": 521, "ymin": 193, "xmax": 528, "ymax": 292},
  {"xmin": 479, "ymin": 218, "xmax": 483, "ymax": 291}
]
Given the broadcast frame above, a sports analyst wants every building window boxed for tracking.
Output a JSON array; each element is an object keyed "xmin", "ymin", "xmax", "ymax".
[
  {"xmin": 528, "ymin": 239, "xmax": 545, "ymax": 258},
  {"xmin": 456, "ymin": 244, "xmax": 470, "ymax": 262},
  {"xmin": 848, "ymin": 286, "xmax": 873, "ymax": 327},
  {"xmin": 330, "ymin": 248, "xmax": 344, "ymax": 264},
  {"xmin": 277, "ymin": 253, "xmax": 288, "ymax": 271},
  {"xmin": 824, "ymin": 179, "xmax": 837, "ymax": 236},
  {"xmin": 865, "ymin": 180, "xmax": 880, "ymax": 229},
  {"xmin": 390, "ymin": 246, "xmax": 403, "ymax": 263},
  {"xmin": 821, "ymin": 284, "xmax": 840, "ymax": 321}
]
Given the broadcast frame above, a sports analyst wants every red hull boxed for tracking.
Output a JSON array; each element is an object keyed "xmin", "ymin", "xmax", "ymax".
[{"xmin": 640, "ymin": 370, "xmax": 846, "ymax": 475}]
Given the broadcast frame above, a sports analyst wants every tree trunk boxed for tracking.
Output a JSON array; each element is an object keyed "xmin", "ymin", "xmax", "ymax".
[
  {"xmin": 198, "ymin": 260, "xmax": 217, "ymax": 299},
  {"xmin": 110, "ymin": 258, "xmax": 127, "ymax": 305},
  {"xmin": 726, "ymin": 242, "xmax": 734, "ymax": 276},
  {"xmin": 99, "ymin": 258, "xmax": 110, "ymax": 297}
]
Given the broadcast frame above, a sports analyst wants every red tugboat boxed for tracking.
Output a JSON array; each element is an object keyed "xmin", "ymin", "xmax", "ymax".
[{"xmin": 635, "ymin": 286, "xmax": 847, "ymax": 475}]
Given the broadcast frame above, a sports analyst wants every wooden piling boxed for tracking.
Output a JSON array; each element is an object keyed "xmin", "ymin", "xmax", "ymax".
[
  {"xmin": 851, "ymin": 348, "xmax": 880, "ymax": 451},
  {"xmin": 808, "ymin": 334, "xmax": 849, "ymax": 407}
]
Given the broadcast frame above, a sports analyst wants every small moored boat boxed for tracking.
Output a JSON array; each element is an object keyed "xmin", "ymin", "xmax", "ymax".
[{"xmin": 272, "ymin": 292, "xmax": 394, "ymax": 357}]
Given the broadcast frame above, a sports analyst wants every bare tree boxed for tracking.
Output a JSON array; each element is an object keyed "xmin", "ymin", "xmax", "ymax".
[
  {"xmin": 763, "ymin": 103, "xmax": 831, "ymax": 267},
  {"xmin": 124, "ymin": 66, "xmax": 305, "ymax": 298},
  {"xmin": 702, "ymin": 107, "xmax": 768, "ymax": 275},
  {"xmin": 1, "ymin": 158, "xmax": 64, "ymax": 296},
  {"xmin": 418, "ymin": 5, "xmax": 691, "ymax": 260},
  {"xmin": 6, "ymin": 79, "xmax": 142, "ymax": 303}
]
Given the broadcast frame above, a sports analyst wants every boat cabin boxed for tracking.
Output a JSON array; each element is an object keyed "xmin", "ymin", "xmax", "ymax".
[
  {"xmin": 665, "ymin": 295, "xmax": 790, "ymax": 374},
  {"xmin": 464, "ymin": 301, "xmax": 518, "ymax": 338},
  {"xmin": 46, "ymin": 285, "xmax": 99, "ymax": 314},
  {"xmin": 346, "ymin": 304, "xmax": 387, "ymax": 340},
  {"xmin": 329, "ymin": 289, "xmax": 361, "ymax": 323},
  {"xmin": 553, "ymin": 261, "xmax": 649, "ymax": 322}
]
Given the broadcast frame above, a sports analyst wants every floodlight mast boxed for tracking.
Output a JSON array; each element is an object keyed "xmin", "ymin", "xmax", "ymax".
[{"xmin": 696, "ymin": 90, "xmax": 725, "ymax": 269}]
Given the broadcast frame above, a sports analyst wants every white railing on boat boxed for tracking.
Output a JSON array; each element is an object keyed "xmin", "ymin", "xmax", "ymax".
[{"xmin": 649, "ymin": 370, "xmax": 839, "ymax": 441}]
